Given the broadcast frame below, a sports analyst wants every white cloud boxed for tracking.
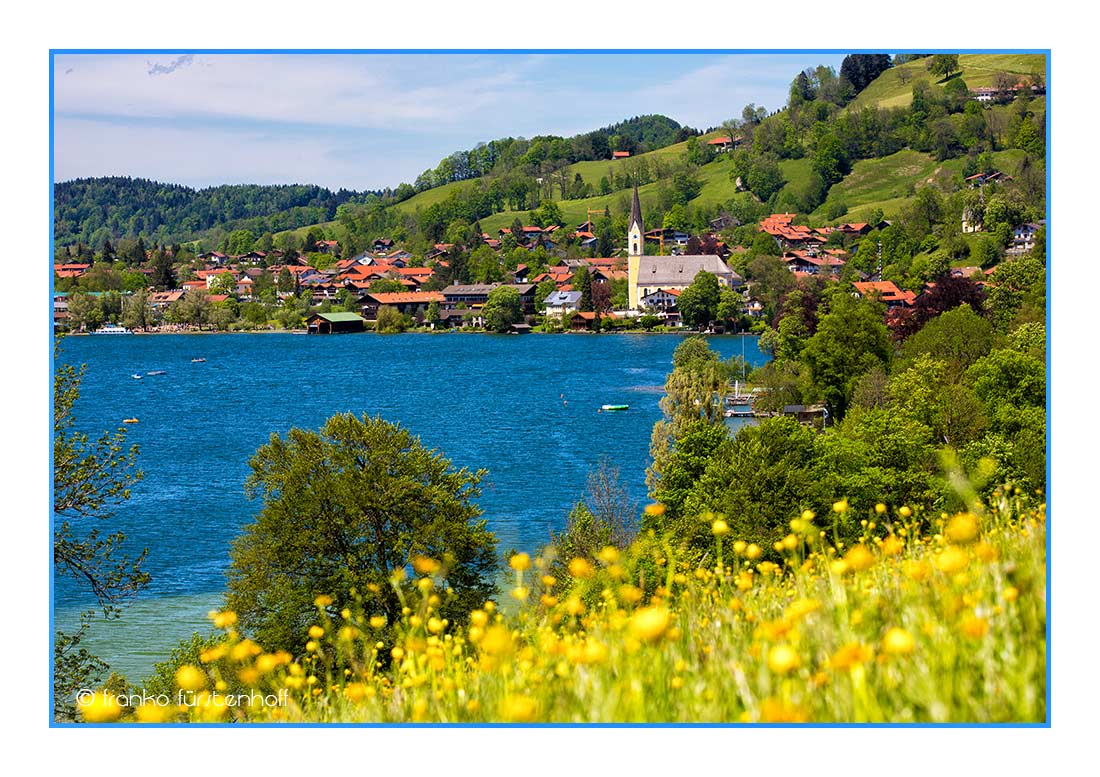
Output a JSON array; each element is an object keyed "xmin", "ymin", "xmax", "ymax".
[{"xmin": 55, "ymin": 54, "xmax": 542, "ymax": 131}]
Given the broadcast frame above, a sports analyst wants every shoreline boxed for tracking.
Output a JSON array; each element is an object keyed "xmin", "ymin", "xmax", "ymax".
[{"xmin": 68, "ymin": 327, "xmax": 761, "ymax": 337}]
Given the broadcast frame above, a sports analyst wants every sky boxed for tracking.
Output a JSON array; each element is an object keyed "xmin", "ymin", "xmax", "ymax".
[{"xmin": 52, "ymin": 52, "xmax": 846, "ymax": 192}]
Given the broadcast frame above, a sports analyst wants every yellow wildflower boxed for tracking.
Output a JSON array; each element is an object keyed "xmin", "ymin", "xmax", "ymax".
[
  {"xmin": 77, "ymin": 691, "xmax": 122, "ymax": 723},
  {"xmin": 629, "ymin": 606, "xmax": 671, "ymax": 643}
]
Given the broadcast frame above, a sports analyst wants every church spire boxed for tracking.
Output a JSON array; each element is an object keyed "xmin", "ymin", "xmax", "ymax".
[{"xmin": 630, "ymin": 184, "xmax": 643, "ymax": 234}]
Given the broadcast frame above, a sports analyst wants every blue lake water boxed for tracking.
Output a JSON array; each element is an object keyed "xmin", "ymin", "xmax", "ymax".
[{"xmin": 53, "ymin": 331, "xmax": 765, "ymax": 680}]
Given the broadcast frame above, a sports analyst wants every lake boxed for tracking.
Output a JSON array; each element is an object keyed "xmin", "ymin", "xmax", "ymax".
[{"xmin": 54, "ymin": 331, "xmax": 766, "ymax": 681}]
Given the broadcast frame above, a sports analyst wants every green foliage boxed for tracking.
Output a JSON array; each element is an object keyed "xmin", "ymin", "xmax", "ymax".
[
  {"xmin": 801, "ymin": 293, "xmax": 892, "ymax": 418},
  {"xmin": 54, "ymin": 177, "xmax": 362, "ymax": 248},
  {"xmin": 482, "ymin": 286, "xmax": 523, "ymax": 332},
  {"xmin": 143, "ymin": 632, "xmax": 223, "ymax": 699},
  {"xmin": 226, "ymin": 413, "xmax": 498, "ymax": 652},
  {"xmin": 679, "ymin": 417, "xmax": 818, "ymax": 559},
  {"xmin": 676, "ymin": 271, "xmax": 721, "ymax": 328},
  {"xmin": 649, "ymin": 419, "xmax": 730, "ymax": 521},
  {"xmin": 375, "ymin": 305, "xmax": 412, "ymax": 333},
  {"xmin": 898, "ymin": 303, "xmax": 993, "ymax": 379}
]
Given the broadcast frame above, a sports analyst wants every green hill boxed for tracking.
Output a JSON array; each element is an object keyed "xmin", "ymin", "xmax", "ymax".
[
  {"xmin": 805, "ymin": 148, "xmax": 1028, "ymax": 223},
  {"xmin": 849, "ymin": 54, "xmax": 1046, "ymax": 111}
]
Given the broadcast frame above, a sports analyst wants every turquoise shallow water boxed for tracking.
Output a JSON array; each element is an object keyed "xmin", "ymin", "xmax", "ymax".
[{"xmin": 53, "ymin": 331, "xmax": 765, "ymax": 681}]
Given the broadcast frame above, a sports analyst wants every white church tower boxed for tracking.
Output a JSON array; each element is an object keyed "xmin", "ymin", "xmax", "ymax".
[{"xmin": 626, "ymin": 184, "xmax": 644, "ymax": 309}]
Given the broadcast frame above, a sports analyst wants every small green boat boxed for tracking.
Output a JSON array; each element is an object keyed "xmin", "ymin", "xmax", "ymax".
[{"xmin": 601, "ymin": 404, "xmax": 629, "ymax": 412}]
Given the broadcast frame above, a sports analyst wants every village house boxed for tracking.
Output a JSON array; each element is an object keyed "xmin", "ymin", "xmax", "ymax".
[
  {"xmin": 359, "ymin": 291, "xmax": 444, "ymax": 321},
  {"xmin": 54, "ymin": 263, "xmax": 92, "ymax": 279},
  {"xmin": 782, "ymin": 250, "xmax": 846, "ymax": 276},
  {"xmin": 543, "ymin": 290, "xmax": 582, "ymax": 317},
  {"xmin": 639, "ymin": 288, "xmax": 683, "ymax": 324},
  {"xmin": 442, "ymin": 283, "xmax": 538, "ymax": 315},
  {"xmin": 706, "ymin": 135, "xmax": 743, "ymax": 152},
  {"xmin": 570, "ymin": 311, "xmax": 618, "ymax": 331},
  {"xmin": 759, "ymin": 213, "xmax": 827, "ymax": 251},
  {"xmin": 852, "ymin": 280, "xmax": 918, "ymax": 309},
  {"xmin": 1008, "ymin": 222, "xmax": 1044, "ymax": 255}
]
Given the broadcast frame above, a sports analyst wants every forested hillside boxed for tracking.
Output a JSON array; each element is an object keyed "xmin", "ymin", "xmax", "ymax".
[{"xmin": 53, "ymin": 178, "xmax": 371, "ymax": 248}]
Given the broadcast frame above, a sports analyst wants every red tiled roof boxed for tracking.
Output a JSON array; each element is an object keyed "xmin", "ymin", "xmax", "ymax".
[
  {"xmin": 612, "ymin": 151, "xmax": 630, "ymax": 158},
  {"xmin": 368, "ymin": 291, "xmax": 445, "ymax": 304},
  {"xmin": 853, "ymin": 281, "xmax": 917, "ymax": 305}
]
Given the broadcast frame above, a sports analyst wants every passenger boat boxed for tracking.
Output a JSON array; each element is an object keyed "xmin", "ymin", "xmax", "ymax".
[
  {"xmin": 601, "ymin": 404, "xmax": 629, "ymax": 412},
  {"xmin": 91, "ymin": 323, "xmax": 133, "ymax": 335}
]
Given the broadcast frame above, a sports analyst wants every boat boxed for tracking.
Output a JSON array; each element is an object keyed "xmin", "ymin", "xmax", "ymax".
[
  {"xmin": 91, "ymin": 323, "xmax": 133, "ymax": 335},
  {"xmin": 191, "ymin": 358, "xmax": 206, "ymax": 363},
  {"xmin": 601, "ymin": 404, "xmax": 629, "ymax": 412},
  {"xmin": 146, "ymin": 370, "xmax": 167, "ymax": 376},
  {"xmin": 122, "ymin": 418, "xmax": 139, "ymax": 424},
  {"xmin": 131, "ymin": 374, "xmax": 143, "ymax": 379}
]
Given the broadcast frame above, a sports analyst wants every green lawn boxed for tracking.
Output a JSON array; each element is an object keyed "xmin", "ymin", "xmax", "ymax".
[
  {"xmin": 849, "ymin": 54, "xmax": 1047, "ymax": 111},
  {"xmin": 809, "ymin": 148, "xmax": 1029, "ymax": 224}
]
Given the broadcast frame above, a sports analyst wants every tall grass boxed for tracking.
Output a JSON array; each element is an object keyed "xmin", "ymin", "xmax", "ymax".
[{"xmin": 77, "ymin": 490, "xmax": 1046, "ymax": 724}]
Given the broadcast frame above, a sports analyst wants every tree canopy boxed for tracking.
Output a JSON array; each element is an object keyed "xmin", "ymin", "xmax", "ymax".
[{"xmin": 226, "ymin": 413, "xmax": 498, "ymax": 652}]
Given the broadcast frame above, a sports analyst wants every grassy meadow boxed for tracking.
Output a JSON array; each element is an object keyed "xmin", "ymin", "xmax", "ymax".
[{"xmin": 77, "ymin": 488, "xmax": 1046, "ymax": 725}]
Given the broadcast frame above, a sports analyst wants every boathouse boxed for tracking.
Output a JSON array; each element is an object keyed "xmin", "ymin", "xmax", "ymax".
[{"xmin": 306, "ymin": 312, "xmax": 367, "ymax": 334}]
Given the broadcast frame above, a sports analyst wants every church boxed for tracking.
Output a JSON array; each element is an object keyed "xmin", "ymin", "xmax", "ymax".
[{"xmin": 626, "ymin": 185, "xmax": 739, "ymax": 309}]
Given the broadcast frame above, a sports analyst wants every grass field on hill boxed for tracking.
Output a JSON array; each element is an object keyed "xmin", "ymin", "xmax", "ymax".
[
  {"xmin": 849, "ymin": 54, "xmax": 1047, "ymax": 111},
  {"xmin": 808, "ymin": 148, "xmax": 1029, "ymax": 224}
]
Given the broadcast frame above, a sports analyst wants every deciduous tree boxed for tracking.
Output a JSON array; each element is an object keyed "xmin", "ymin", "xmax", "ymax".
[{"xmin": 226, "ymin": 414, "xmax": 498, "ymax": 652}]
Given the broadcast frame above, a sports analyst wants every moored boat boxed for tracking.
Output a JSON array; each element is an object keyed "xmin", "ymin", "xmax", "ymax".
[
  {"xmin": 91, "ymin": 323, "xmax": 133, "ymax": 335},
  {"xmin": 601, "ymin": 404, "xmax": 629, "ymax": 411}
]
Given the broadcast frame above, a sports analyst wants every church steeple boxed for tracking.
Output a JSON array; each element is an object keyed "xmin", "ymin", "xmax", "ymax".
[
  {"xmin": 629, "ymin": 184, "xmax": 643, "ymax": 234},
  {"xmin": 627, "ymin": 184, "xmax": 644, "ymax": 310}
]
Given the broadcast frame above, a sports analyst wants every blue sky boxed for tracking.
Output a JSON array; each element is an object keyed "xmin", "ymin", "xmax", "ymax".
[{"xmin": 53, "ymin": 52, "xmax": 847, "ymax": 192}]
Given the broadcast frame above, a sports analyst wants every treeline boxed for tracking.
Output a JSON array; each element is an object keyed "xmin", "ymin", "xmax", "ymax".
[
  {"xmin": 402, "ymin": 114, "xmax": 692, "ymax": 197},
  {"xmin": 54, "ymin": 178, "xmax": 374, "ymax": 248}
]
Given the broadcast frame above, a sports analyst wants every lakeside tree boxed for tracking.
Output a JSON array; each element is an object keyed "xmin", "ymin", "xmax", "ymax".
[
  {"xmin": 226, "ymin": 414, "xmax": 498, "ymax": 653},
  {"xmin": 481, "ymin": 285, "xmax": 523, "ymax": 332},
  {"xmin": 677, "ymin": 271, "xmax": 721, "ymax": 329},
  {"xmin": 646, "ymin": 338, "xmax": 734, "ymax": 501},
  {"xmin": 53, "ymin": 340, "xmax": 149, "ymax": 719}
]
